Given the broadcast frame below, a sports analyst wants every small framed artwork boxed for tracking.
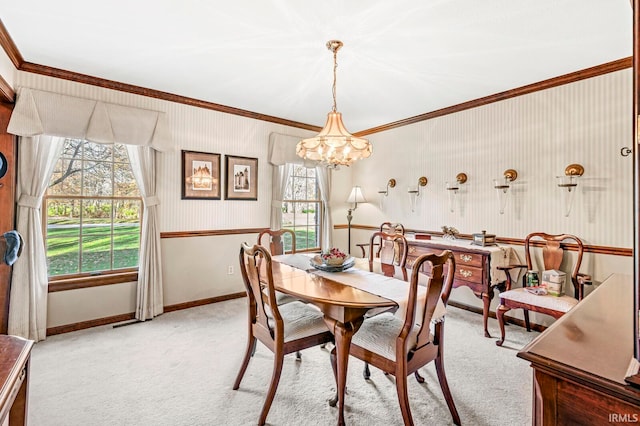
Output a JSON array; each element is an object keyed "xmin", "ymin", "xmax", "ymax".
[
  {"xmin": 225, "ymin": 155, "xmax": 258, "ymax": 201},
  {"xmin": 181, "ymin": 150, "xmax": 221, "ymax": 200}
]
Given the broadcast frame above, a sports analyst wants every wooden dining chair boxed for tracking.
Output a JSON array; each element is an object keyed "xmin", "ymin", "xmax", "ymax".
[
  {"xmin": 257, "ymin": 228, "xmax": 296, "ymax": 256},
  {"xmin": 495, "ymin": 232, "xmax": 592, "ymax": 346},
  {"xmin": 233, "ymin": 243, "xmax": 334, "ymax": 426},
  {"xmin": 336, "ymin": 250, "xmax": 461, "ymax": 426},
  {"xmin": 356, "ymin": 221, "xmax": 405, "ymax": 258},
  {"xmin": 369, "ymin": 230, "xmax": 409, "ymax": 280}
]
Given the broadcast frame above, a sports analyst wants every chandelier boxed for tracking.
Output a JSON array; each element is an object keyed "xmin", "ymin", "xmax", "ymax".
[{"xmin": 296, "ymin": 40, "xmax": 372, "ymax": 168}]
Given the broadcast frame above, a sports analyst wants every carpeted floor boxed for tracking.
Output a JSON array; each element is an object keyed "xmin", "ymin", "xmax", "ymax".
[{"xmin": 28, "ymin": 298, "xmax": 538, "ymax": 425}]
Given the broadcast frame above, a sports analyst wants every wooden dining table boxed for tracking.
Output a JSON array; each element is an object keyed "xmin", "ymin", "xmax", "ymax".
[{"xmin": 268, "ymin": 254, "xmax": 432, "ymax": 426}]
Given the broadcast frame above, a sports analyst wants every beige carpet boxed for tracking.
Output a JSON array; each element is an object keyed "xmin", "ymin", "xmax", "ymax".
[{"xmin": 28, "ymin": 298, "xmax": 538, "ymax": 425}]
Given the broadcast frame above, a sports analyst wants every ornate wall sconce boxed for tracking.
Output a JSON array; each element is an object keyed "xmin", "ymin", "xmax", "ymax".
[
  {"xmin": 377, "ymin": 178, "xmax": 396, "ymax": 209},
  {"xmin": 493, "ymin": 169, "xmax": 517, "ymax": 214},
  {"xmin": 407, "ymin": 176, "xmax": 427, "ymax": 212},
  {"xmin": 445, "ymin": 173, "xmax": 467, "ymax": 212},
  {"xmin": 556, "ymin": 164, "xmax": 584, "ymax": 217}
]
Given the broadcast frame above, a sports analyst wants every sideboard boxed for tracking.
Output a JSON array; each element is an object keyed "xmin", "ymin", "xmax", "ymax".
[
  {"xmin": 404, "ymin": 237, "xmax": 518, "ymax": 337},
  {"xmin": 0, "ymin": 334, "xmax": 33, "ymax": 425},
  {"xmin": 518, "ymin": 274, "xmax": 640, "ymax": 424}
]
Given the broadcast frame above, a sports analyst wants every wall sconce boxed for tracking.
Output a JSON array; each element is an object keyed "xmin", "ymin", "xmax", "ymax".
[
  {"xmin": 445, "ymin": 173, "xmax": 467, "ymax": 212},
  {"xmin": 493, "ymin": 169, "xmax": 517, "ymax": 214},
  {"xmin": 556, "ymin": 164, "xmax": 584, "ymax": 217},
  {"xmin": 377, "ymin": 178, "xmax": 396, "ymax": 209},
  {"xmin": 407, "ymin": 177, "xmax": 427, "ymax": 212}
]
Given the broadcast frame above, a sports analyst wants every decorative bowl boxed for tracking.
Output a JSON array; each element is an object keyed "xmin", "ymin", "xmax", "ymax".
[{"xmin": 321, "ymin": 247, "xmax": 348, "ymax": 266}]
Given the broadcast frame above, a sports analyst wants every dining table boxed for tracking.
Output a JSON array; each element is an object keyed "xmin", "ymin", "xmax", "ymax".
[{"xmin": 268, "ymin": 253, "xmax": 441, "ymax": 426}]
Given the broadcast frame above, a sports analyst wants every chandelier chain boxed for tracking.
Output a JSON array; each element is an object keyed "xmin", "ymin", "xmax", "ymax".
[{"xmin": 332, "ymin": 48, "xmax": 338, "ymax": 112}]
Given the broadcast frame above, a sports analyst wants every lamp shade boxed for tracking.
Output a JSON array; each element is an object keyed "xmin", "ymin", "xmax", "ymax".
[{"xmin": 347, "ymin": 186, "xmax": 367, "ymax": 204}]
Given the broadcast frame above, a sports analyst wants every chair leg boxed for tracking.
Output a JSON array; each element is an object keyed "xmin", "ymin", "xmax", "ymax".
[
  {"xmin": 496, "ymin": 304, "xmax": 509, "ymax": 347},
  {"xmin": 523, "ymin": 309, "xmax": 531, "ymax": 332},
  {"xmin": 363, "ymin": 362, "xmax": 371, "ymax": 380},
  {"xmin": 414, "ymin": 370, "xmax": 425, "ymax": 383},
  {"xmin": 435, "ymin": 353, "xmax": 461, "ymax": 426},
  {"xmin": 233, "ymin": 336, "xmax": 256, "ymax": 390},
  {"xmin": 258, "ymin": 347, "xmax": 285, "ymax": 426},
  {"xmin": 395, "ymin": 372, "xmax": 414, "ymax": 426}
]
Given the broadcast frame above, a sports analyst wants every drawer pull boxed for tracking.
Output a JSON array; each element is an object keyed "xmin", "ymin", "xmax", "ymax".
[
  {"xmin": 460, "ymin": 269, "xmax": 473, "ymax": 278},
  {"xmin": 460, "ymin": 254, "xmax": 473, "ymax": 263}
]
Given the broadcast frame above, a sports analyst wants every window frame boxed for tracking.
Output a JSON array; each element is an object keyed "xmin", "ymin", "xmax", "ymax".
[
  {"xmin": 282, "ymin": 164, "xmax": 322, "ymax": 252},
  {"xmin": 43, "ymin": 139, "xmax": 142, "ymax": 290}
]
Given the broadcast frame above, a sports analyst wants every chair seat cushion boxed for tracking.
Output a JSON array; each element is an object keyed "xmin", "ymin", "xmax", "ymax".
[
  {"xmin": 500, "ymin": 288, "xmax": 578, "ymax": 313},
  {"xmin": 267, "ymin": 301, "xmax": 329, "ymax": 343},
  {"xmin": 352, "ymin": 312, "xmax": 431, "ymax": 362}
]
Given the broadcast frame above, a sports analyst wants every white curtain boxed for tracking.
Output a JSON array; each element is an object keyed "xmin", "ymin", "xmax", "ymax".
[
  {"xmin": 127, "ymin": 145, "xmax": 164, "ymax": 321},
  {"xmin": 315, "ymin": 166, "xmax": 333, "ymax": 250},
  {"xmin": 8, "ymin": 135, "xmax": 65, "ymax": 341},
  {"xmin": 270, "ymin": 164, "xmax": 292, "ymax": 230}
]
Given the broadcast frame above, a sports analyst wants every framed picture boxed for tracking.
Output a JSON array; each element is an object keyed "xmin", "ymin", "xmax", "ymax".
[
  {"xmin": 225, "ymin": 155, "xmax": 258, "ymax": 200},
  {"xmin": 181, "ymin": 150, "xmax": 221, "ymax": 200}
]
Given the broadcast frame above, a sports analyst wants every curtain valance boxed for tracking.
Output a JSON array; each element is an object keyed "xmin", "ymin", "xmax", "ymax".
[
  {"xmin": 268, "ymin": 132, "xmax": 316, "ymax": 167},
  {"xmin": 8, "ymin": 88, "xmax": 174, "ymax": 152}
]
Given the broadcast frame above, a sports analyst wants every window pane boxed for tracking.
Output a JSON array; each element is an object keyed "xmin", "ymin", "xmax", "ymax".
[
  {"xmin": 82, "ymin": 161, "xmax": 113, "ymax": 196},
  {"xmin": 293, "ymin": 165, "xmax": 306, "ymax": 176},
  {"xmin": 82, "ymin": 199, "xmax": 113, "ymax": 225},
  {"xmin": 49, "ymin": 159, "xmax": 82, "ymax": 196},
  {"xmin": 81, "ymin": 235, "xmax": 112, "ymax": 273},
  {"xmin": 114, "ymin": 162, "xmax": 139, "ymax": 197},
  {"xmin": 83, "ymin": 142, "xmax": 112, "ymax": 161},
  {"xmin": 113, "ymin": 228, "xmax": 140, "ymax": 269},
  {"xmin": 113, "ymin": 144, "xmax": 129, "ymax": 163},
  {"xmin": 47, "ymin": 238, "xmax": 80, "ymax": 276},
  {"xmin": 59, "ymin": 139, "xmax": 83, "ymax": 160}
]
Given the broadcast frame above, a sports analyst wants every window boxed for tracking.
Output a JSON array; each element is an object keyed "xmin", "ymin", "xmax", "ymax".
[
  {"xmin": 282, "ymin": 165, "xmax": 321, "ymax": 251},
  {"xmin": 45, "ymin": 139, "xmax": 142, "ymax": 278}
]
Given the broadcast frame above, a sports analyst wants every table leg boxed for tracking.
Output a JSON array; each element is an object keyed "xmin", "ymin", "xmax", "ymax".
[
  {"xmin": 324, "ymin": 317, "xmax": 363, "ymax": 426},
  {"xmin": 482, "ymin": 292, "xmax": 491, "ymax": 338}
]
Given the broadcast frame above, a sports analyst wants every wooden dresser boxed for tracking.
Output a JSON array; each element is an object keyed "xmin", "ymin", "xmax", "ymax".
[
  {"xmin": 518, "ymin": 274, "xmax": 640, "ymax": 425},
  {"xmin": 0, "ymin": 335, "xmax": 33, "ymax": 425},
  {"xmin": 405, "ymin": 237, "xmax": 518, "ymax": 337}
]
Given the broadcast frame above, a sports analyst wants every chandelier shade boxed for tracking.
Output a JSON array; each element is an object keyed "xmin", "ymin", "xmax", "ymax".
[{"xmin": 296, "ymin": 40, "xmax": 372, "ymax": 168}]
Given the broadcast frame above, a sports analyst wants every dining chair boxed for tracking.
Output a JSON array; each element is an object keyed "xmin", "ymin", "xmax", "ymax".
[
  {"xmin": 257, "ymin": 228, "xmax": 300, "ymax": 307},
  {"xmin": 363, "ymin": 230, "xmax": 410, "ymax": 380},
  {"xmin": 336, "ymin": 250, "xmax": 461, "ymax": 426},
  {"xmin": 233, "ymin": 242, "xmax": 334, "ymax": 426},
  {"xmin": 356, "ymin": 221, "xmax": 405, "ymax": 258},
  {"xmin": 495, "ymin": 232, "xmax": 591, "ymax": 346}
]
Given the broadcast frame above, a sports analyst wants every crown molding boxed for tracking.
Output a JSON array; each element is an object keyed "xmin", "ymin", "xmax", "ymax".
[
  {"xmin": 0, "ymin": 19, "xmax": 23, "ymax": 69},
  {"xmin": 354, "ymin": 57, "xmax": 633, "ymax": 136}
]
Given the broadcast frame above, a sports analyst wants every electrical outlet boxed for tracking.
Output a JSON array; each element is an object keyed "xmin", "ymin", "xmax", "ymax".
[{"xmin": 227, "ymin": 265, "xmax": 234, "ymax": 275}]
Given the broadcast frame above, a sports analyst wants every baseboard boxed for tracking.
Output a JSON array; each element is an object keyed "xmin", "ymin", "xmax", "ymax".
[
  {"xmin": 448, "ymin": 300, "xmax": 548, "ymax": 333},
  {"xmin": 46, "ymin": 292, "xmax": 247, "ymax": 336}
]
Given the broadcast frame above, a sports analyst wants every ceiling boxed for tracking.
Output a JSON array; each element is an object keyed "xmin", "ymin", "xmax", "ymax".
[{"xmin": 0, "ymin": 0, "xmax": 633, "ymax": 133}]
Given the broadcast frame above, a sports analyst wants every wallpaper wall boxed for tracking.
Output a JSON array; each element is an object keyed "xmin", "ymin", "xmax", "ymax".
[{"xmin": 11, "ymin": 67, "xmax": 634, "ymax": 330}]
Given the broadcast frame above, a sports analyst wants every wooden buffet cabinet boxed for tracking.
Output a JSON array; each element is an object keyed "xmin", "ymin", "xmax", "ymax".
[
  {"xmin": 518, "ymin": 274, "xmax": 640, "ymax": 425},
  {"xmin": 404, "ymin": 237, "xmax": 517, "ymax": 338},
  {"xmin": 0, "ymin": 335, "xmax": 33, "ymax": 425}
]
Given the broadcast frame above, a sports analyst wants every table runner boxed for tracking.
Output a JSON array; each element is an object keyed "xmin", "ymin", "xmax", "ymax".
[{"xmin": 273, "ymin": 254, "xmax": 445, "ymax": 324}]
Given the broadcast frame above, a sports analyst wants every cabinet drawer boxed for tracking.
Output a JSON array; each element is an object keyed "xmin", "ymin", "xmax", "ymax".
[
  {"xmin": 453, "ymin": 252, "xmax": 484, "ymax": 268},
  {"xmin": 454, "ymin": 265, "xmax": 483, "ymax": 284}
]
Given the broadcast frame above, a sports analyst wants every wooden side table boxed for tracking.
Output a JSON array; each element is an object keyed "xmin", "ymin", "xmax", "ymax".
[{"xmin": 0, "ymin": 335, "xmax": 33, "ymax": 425}]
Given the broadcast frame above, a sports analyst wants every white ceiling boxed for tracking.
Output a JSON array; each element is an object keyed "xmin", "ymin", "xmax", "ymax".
[{"xmin": 0, "ymin": 0, "xmax": 633, "ymax": 132}]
